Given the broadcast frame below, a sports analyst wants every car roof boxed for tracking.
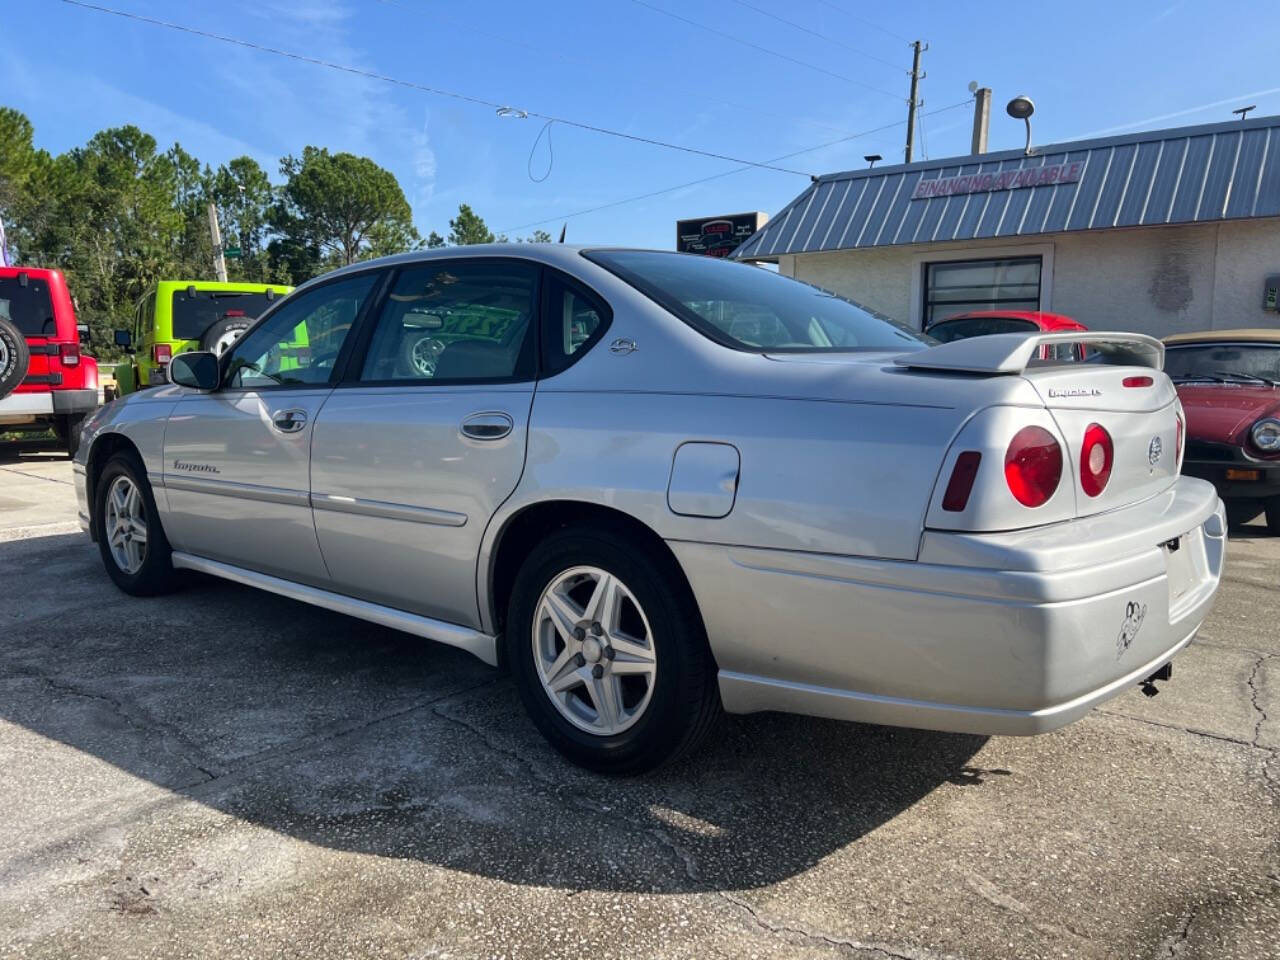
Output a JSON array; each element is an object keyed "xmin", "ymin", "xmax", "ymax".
[
  {"xmin": 928, "ymin": 310, "xmax": 1086, "ymax": 331},
  {"xmin": 1164, "ymin": 328, "xmax": 1280, "ymax": 345},
  {"xmin": 154, "ymin": 280, "xmax": 294, "ymax": 294}
]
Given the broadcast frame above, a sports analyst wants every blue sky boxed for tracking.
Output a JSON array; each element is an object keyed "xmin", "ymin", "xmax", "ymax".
[{"xmin": 5, "ymin": 0, "xmax": 1280, "ymax": 248}]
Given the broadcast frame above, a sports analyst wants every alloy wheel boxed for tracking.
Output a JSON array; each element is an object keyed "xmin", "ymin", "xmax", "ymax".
[
  {"xmin": 212, "ymin": 329, "xmax": 243, "ymax": 356},
  {"xmin": 104, "ymin": 474, "xmax": 148, "ymax": 575},
  {"xmin": 531, "ymin": 565, "xmax": 658, "ymax": 736}
]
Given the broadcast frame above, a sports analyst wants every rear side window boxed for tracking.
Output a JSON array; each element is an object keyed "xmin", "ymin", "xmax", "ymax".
[
  {"xmin": 542, "ymin": 272, "xmax": 610, "ymax": 376},
  {"xmin": 359, "ymin": 260, "xmax": 538, "ymax": 383},
  {"xmin": 0, "ymin": 274, "xmax": 57, "ymax": 337},
  {"xmin": 171, "ymin": 289, "xmax": 281, "ymax": 341},
  {"xmin": 927, "ymin": 317, "xmax": 1038, "ymax": 342}
]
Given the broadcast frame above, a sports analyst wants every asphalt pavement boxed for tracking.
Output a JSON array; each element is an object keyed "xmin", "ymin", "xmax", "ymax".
[{"xmin": 1, "ymin": 441, "xmax": 1276, "ymax": 960}]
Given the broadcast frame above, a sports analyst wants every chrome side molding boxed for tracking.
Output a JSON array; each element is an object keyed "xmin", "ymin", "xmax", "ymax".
[{"xmin": 170, "ymin": 552, "xmax": 498, "ymax": 666}]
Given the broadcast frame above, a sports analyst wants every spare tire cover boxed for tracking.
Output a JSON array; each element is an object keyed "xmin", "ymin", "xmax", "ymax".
[{"xmin": 201, "ymin": 317, "xmax": 253, "ymax": 356}]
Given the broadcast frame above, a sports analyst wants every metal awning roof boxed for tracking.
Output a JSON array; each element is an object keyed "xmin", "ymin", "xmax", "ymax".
[{"xmin": 731, "ymin": 114, "xmax": 1280, "ymax": 260}]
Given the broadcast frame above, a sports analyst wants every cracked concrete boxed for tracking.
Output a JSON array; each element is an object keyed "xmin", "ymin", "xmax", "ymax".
[{"xmin": 1, "ymin": 448, "xmax": 1278, "ymax": 959}]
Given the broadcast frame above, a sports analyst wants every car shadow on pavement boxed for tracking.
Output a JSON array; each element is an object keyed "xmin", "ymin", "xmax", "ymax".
[
  {"xmin": 1, "ymin": 532, "xmax": 988, "ymax": 894},
  {"xmin": 0, "ymin": 440, "xmax": 68, "ymax": 465}
]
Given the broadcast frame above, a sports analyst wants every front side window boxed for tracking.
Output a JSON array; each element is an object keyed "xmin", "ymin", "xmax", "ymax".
[
  {"xmin": 923, "ymin": 257, "xmax": 1041, "ymax": 327},
  {"xmin": 585, "ymin": 249, "xmax": 926, "ymax": 352},
  {"xmin": 360, "ymin": 260, "xmax": 537, "ymax": 383},
  {"xmin": 224, "ymin": 272, "xmax": 377, "ymax": 389}
]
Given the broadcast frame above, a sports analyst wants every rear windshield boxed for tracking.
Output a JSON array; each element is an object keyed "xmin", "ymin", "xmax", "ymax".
[
  {"xmin": 1165, "ymin": 343, "xmax": 1280, "ymax": 385},
  {"xmin": 584, "ymin": 250, "xmax": 927, "ymax": 352},
  {"xmin": 927, "ymin": 316, "xmax": 1038, "ymax": 342},
  {"xmin": 171, "ymin": 290, "xmax": 279, "ymax": 341},
  {"xmin": 0, "ymin": 274, "xmax": 57, "ymax": 337}
]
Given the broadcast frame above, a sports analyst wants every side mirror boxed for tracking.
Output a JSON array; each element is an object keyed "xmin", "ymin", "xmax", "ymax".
[
  {"xmin": 77, "ymin": 322, "xmax": 91, "ymax": 344},
  {"xmin": 168, "ymin": 351, "xmax": 220, "ymax": 391},
  {"xmin": 113, "ymin": 329, "xmax": 134, "ymax": 352}
]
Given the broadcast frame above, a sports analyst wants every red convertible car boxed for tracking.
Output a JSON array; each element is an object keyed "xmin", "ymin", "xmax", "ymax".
[
  {"xmin": 1164, "ymin": 329, "xmax": 1280, "ymax": 532},
  {"xmin": 925, "ymin": 310, "xmax": 1089, "ymax": 361}
]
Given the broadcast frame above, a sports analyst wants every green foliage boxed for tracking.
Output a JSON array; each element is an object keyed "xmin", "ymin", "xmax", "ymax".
[{"xmin": 0, "ymin": 106, "xmax": 523, "ymax": 355}]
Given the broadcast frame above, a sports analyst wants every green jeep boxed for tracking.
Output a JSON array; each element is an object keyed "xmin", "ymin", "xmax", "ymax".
[{"xmin": 114, "ymin": 281, "xmax": 293, "ymax": 394}]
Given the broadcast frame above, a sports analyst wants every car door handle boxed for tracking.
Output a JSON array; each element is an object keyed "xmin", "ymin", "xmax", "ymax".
[
  {"xmin": 272, "ymin": 408, "xmax": 308, "ymax": 434},
  {"xmin": 460, "ymin": 411, "xmax": 513, "ymax": 440}
]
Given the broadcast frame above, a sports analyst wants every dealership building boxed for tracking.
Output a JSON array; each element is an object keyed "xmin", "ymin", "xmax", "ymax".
[{"xmin": 731, "ymin": 113, "xmax": 1280, "ymax": 336}]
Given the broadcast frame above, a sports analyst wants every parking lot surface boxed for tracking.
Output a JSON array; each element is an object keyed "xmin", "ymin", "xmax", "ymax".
[{"xmin": 1, "ymin": 443, "xmax": 1277, "ymax": 960}]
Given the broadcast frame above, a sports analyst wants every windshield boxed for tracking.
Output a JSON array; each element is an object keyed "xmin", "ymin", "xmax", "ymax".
[
  {"xmin": 1164, "ymin": 343, "xmax": 1280, "ymax": 385},
  {"xmin": 585, "ymin": 250, "xmax": 928, "ymax": 353},
  {"xmin": 171, "ymin": 290, "xmax": 280, "ymax": 341},
  {"xmin": 928, "ymin": 316, "xmax": 1038, "ymax": 343},
  {"xmin": 0, "ymin": 274, "xmax": 57, "ymax": 337}
]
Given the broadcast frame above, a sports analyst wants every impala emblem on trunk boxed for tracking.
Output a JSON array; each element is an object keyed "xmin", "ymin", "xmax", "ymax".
[{"xmin": 1148, "ymin": 436, "xmax": 1163, "ymax": 466}]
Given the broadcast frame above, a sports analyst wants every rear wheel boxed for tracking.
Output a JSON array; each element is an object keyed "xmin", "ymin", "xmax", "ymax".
[
  {"xmin": 53, "ymin": 413, "xmax": 87, "ymax": 458},
  {"xmin": 93, "ymin": 453, "xmax": 178, "ymax": 595},
  {"xmin": 506, "ymin": 527, "xmax": 720, "ymax": 774}
]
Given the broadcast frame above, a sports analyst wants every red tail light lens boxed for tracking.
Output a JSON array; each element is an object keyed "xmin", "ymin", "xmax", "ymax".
[
  {"xmin": 58, "ymin": 342, "xmax": 81, "ymax": 366},
  {"xmin": 153, "ymin": 343, "xmax": 172, "ymax": 364},
  {"xmin": 1080, "ymin": 423, "xmax": 1114, "ymax": 497},
  {"xmin": 1175, "ymin": 414, "xmax": 1183, "ymax": 465},
  {"xmin": 942, "ymin": 451, "xmax": 982, "ymax": 512},
  {"xmin": 1122, "ymin": 375, "xmax": 1153, "ymax": 388},
  {"xmin": 1005, "ymin": 426, "xmax": 1063, "ymax": 507}
]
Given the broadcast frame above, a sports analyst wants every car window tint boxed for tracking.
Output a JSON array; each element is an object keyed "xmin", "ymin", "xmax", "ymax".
[
  {"xmin": 541, "ymin": 273, "xmax": 609, "ymax": 376},
  {"xmin": 360, "ymin": 260, "xmax": 537, "ymax": 383},
  {"xmin": 225, "ymin": 273, "xmax": 376, "ymax": 389}
]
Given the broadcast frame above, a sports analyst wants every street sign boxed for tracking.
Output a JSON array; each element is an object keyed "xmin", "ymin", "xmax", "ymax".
[{"xmin": 223, "ymin": 246, "xmax": 242, "ymax": 259}]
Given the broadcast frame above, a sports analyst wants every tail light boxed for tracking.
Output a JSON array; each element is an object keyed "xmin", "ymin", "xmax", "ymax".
[
  {"xmin": 1080, "ymin": 423, "xmax": 1114, "ymax": 497},
  {"xmin": 58, "ymin": 342, "xmax": 81, "ymax": 366},
  {"xmin": 1005, "ymin": 426, "xmax": 1062, "ymax": 507},
  {"xmin": 942, "ymin": 451, "xmax": 982, "ymax": 512},
  {"xmin": 1122, "ymin": 375, "xmax": 1153, "ymax": 388},
  {"xmin": 153, "ymin": 343, "xmax": 172, "ymax": 365},
  {"xmin": 1175, "ymin": 414, "xmax": 1184, "ymax": 465}
]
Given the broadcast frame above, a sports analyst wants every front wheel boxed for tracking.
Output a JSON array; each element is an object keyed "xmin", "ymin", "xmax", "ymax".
[
  {"xmin": 93, "ymin": 453, "xmax": 178, "ymax": 596},
  {"xmin": 506, "ymin": 527, "xmax": 721, "ymax": 774}
]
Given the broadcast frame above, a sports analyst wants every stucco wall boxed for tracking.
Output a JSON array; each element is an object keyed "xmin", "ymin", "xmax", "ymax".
[{"xmin": 786, "ymin": 219, "xmax": 1280, "ymax": 336}]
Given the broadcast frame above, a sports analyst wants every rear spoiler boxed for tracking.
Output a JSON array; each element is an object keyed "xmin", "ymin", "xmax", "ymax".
[{"xmin": 895, "ymin": 332, "xmax": 1164, "ymax": 374}]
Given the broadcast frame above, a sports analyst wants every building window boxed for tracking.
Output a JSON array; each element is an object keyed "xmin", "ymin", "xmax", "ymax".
[{"xmin": 923, "ymin": 256, "xmax": 1041, "ymax": 327}]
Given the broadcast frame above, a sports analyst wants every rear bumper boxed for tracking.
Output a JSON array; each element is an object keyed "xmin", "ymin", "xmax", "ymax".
[
  {"xmin": 51, "ymin": 388, "xmax": 99, "ymax": 415},
  {"xmin": 0, "ymin": 391, "xmax": 54, "ymax": 424},
  {"xmin": 673, "ymin": 476, "xmax": 1225, "ymax": 736}
]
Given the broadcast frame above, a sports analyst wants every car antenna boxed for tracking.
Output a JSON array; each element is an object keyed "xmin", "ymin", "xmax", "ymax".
[{"xmin": 558, "ymin": 223, "xmax": 567, "ymax": 243}]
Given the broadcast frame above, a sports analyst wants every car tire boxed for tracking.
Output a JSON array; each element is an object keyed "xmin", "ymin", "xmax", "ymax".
[
  {"xmin": 201, "ymin": 317, "xmax": 253, "ymax": 356},
  {"xmin": 93, "ymin": 452, "xmax": 178, "ymax": 596},
  {"xmin": 53, "ymin": 413, "xmax": 87, "ymax": 458},
  {"xmin": 0, "ymin": 317, "xmax": 30, "ymax": 399},
  {"xmin": 1266, "ymin": 498, "xmax": 1280, "ymax": 536},
  {"xmin": 506, "ymin": 526, "xmax": 721, "ymax": 774},
  {"xmin": 1225, "ymin": 499, "xmax": 1262, "ymax": 528}
]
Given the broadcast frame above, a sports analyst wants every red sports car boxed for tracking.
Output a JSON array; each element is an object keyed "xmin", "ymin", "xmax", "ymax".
[
  {"xmin": 1164, "ymin": 329, "xmax": 1280, "ymax": 532},
  {"xmin": 925, "ymin": 310, "xmax": 1089, "ymax": 361}
]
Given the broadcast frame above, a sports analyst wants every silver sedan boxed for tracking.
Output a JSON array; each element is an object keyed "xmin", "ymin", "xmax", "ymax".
[{"xmin": 75, "ymin": 245, "xmax": 1224, "ymax": 772}]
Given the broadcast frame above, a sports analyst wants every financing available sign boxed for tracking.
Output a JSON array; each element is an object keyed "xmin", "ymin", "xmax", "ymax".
[{"xmin": 911, "ymin": 161, "xmax": 1084, "ymax": 200}]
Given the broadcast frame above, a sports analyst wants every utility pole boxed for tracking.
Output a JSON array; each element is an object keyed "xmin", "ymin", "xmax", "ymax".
[
  {"xmin": 904, "ymin": 40, "xmax": 927, "ymax": 164},
  {"xmin": 207, "ymin": 202, "xmax": 228, "ymax": 283}
]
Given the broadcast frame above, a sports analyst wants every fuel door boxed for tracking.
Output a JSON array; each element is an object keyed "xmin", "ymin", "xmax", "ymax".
[{"xmin": 667, "ymin": 441, "xmax": 740, "ymax": 518}]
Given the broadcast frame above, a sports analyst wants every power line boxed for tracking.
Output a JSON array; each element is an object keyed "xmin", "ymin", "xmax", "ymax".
[
  {"xmin": 627, "ymin": 0, "xmax": 905, "ymax": 102},
  {"xmin": 54, "ymin": 0, "xmax": 817, "ymax": 178},
  {"xmin": 813, "ymin": 0, "xmax": 913, "ymax": 44},
  {"xmin": 372, "ymin": 0, "xmax": 887, "ymax": 142},
  {"xmin": 726, "ymin": 0, "xmax": 909, "ymax": 74},
  {"xmin": 498, "ymin": 99, "xmax": 972, "ymax": 234}
]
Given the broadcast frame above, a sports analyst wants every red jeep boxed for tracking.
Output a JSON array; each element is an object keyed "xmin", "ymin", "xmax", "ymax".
[{"xmin": 0, "ymin": 267, "xmax": 100, "ymax": 456}]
